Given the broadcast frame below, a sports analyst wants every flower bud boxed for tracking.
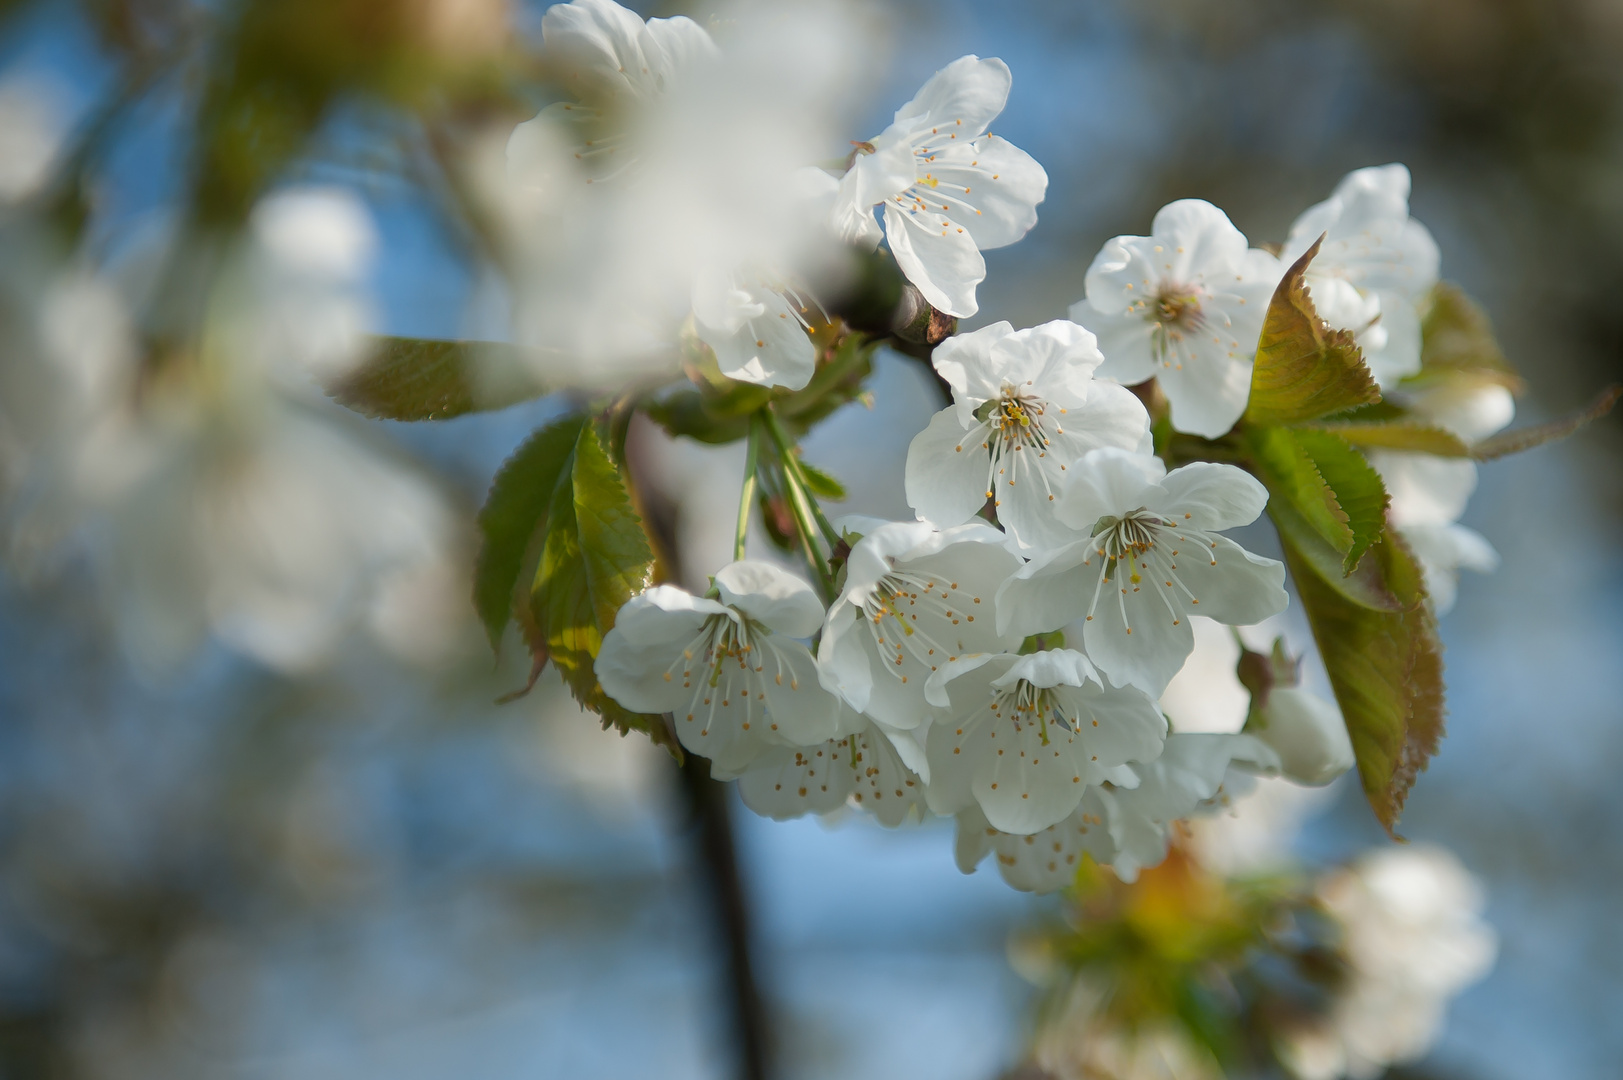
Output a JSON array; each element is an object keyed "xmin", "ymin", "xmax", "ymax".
[{"xmin": 1254, "ymin": 687, "xmax": 1354, "ymax": 786}]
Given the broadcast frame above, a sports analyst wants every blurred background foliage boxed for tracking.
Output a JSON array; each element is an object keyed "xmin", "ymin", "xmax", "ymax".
[{"xmin": 0, "ymin": 0, "xmax": 1618, "ymax": 1078}]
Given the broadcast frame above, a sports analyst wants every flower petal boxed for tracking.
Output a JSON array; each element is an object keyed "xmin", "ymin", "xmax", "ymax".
[
  {"xmin": 714, "ymin": 560, "xmax": 824, "ymax": 637},
  {"xmin": 737, "ymin": 741, "xmax": 854, "ymax": 820},
  {"xmin": 1080, "ymin": 571, "xmax": 1196, "ymax": 698},
  {"xmin": 972, "ymin": 720, "xmax": 1087, "ymax": 834},
  {"xmin": 1152, "ymin": 334, "xmax": 1254, "ymax": 439},
  {"xmin": 883, "ymin": 201, "xmax": 986, "ymax": 318},
  {"xmin": 995, "ymin": 540, "xmax": 1096, "ymax": 640},
  {"xmin": 1162, "ymin": 534, "xmax": 1289, "ymax": 627},
  {"xmin": 756, "ymin": 636, "xmax": 845, "ymax": 744},
  {"xmin": 1154, "ymin": 460, "xmax": 1270, "ymax": 532},
  {"xmin": 905, "ymin": 407, "xmax": 999, "ymax": 532},
  {"xmin": 1052, "ymin": 446, "xmax": 1166, "ymax": 534},
  {"xmin": 892, "ymin": 55, "xmax": 1011, "ymax": 137},
  {"xmin": 924, "ymin": 135, "xmax": 1048, "ymax": 250},
  {"xmin": 932, "ymin": 320, "xmax": 1014, "ymax": 423}
]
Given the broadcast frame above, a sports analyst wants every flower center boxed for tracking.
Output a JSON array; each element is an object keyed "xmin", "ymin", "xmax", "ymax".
[
  {"xmin": 1155, "ymin": 284, "xmax": 1205, "ymax": 330},
  {"xmin": 1082, "ymin": 509, "xmax": 1219, "ymax": 633},
  {"xmin": 989, "ymin": 679, "xmax": 1078, "ymax": 746},
  {"xmin": 962, "ymin": 385, "xmax": 1067, "ymax": 506}
]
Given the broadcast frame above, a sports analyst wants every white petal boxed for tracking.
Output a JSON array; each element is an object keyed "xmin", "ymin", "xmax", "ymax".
[
  {"xmin": 1161, "ymin": 534, "xmax": 1289, "ymax": 627},
  {"xmin": 832, "ymin": 137, "xmax": 916, "ymax": 248},
  {"xmin": 641, "ymin": 14, "xmax": 718, "ymax": 87},
  {"xmin": 892, "ymin": 55, "xmax": 1011, "ymax": 137},
  {"xmin": 541, "ymin": 0, "xmax": 669, "ymax": 100},
  {"xmin": 756, "ymin": 637, "xmax": 845, "ymax": 744},
  {"xmin": 931, "ymin": 320, "xmax": 1015, "ymax": 425},
  {"xmin": 715, "ymin": 560, "xmax": 824, "ymax": 637},
  {"xmin": 816, "ymin": 603, "xmax": 875, "ymax": 712},
  {"xmin": 1080, "ymin": 573, "xmax": 1196, "ymax": 698},
  {"xmin": 1153, "ymin": 339, "xmax": 1254, "ymax": 439},
  {"xmin": 1394, "ymin": 381, "xmax": 1514, "ymax": 444},
  {"xmin": 1154, "ymin": 461, "xmax": 1270, "ymax": 532},
  {"xmin": 737, "ymin": 742, "xmax": 853, "ymax": 820},
  {"xmin": 1053, "ymin": 680, "xmax": 1168, "ymax": 769},
  {"xmin": 1075, "ymin": 303, "xmax": 1160, "ymax": 387},
  {"xmin": 613, "ymin": 586, "xmax": 729, "ymax": 647},
  {"xmin": 671, "ymin": 671, "xmax": 776, "ymax": 779},
  {"xmin": 1368, "ymin": 451, "xmax": 1477, "ymax": 527},
  {"xmin": 972, "ymin": 719, "xmax": 1088, "ymax": 834},
  {"xmin": 923, "ymin": 136, "xmax": 1048, "ymax": 250},
  {"xmin": 1003, "ymin": 319, "xmax": 1107, "ymax": 406},
  {"xmin": 883, "ymin": 201, "xmax": 986, "ymax": 318},
  {"xmin": 984, "ymin": 790, "xmax": 1118, "ymax": 893},
  {"xmin": 1254, "ymin": 686, "xmax": 1355, "ymax": 786},
  {"xmin": 697, "ymin": 285, "xmax": 816, "ymax": 392},
  {"xmin": 905, "ymin": 407, "xmax": 997, "ymax": 531},
  {"xmin": 1399, "ymin": 522, "xmax": 1498, "ymax": 614},
  {"xmin": 595, "ymin": 626, "xmax": 691, "ymax": 714},
  {"xmin": 848, "ymin": 723, "xmax": 930, "ymax": 826},
  {"xmin": 1147, "ymin": 199, "xmax": 1251, "ymax": 282},
  {"xmin": 1053, "ymin": 446, "xmax": 1166, "ymax": 533},
  {"xmin": 953, "ymin": 806, "xmax": 996, "ymax": 873},
  {"xmin": 995, "ymin": 540, "xmax": 1096, "ymax": 639}
]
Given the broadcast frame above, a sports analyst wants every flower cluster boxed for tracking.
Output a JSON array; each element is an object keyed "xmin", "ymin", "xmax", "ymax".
[{"xmin": 565, "ymin": 0, "xmax": 1532, "ymax": 892}]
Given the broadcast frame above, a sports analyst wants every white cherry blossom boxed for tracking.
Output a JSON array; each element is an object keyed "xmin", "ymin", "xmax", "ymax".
[
  {"xmin": 833, "ymin": 55, "xmax": 1048, "ymax": 318},
  {"xmin": 737, "ymin": 718, "xmax": 927, "ymax": 827},
  {"xmin": 1070, "ymin": 200, "xmax": 1281, "ymax": 438},
  {"xmin": 1251, "ymin": 686, "xmax": 1355, "ymax": 787},
  {"xmin": 923, "ymin": 648, "xmax": 1165, "ymax": 834},
  {"xmin": 952, "ymin": 793, "xmax": 1118, "ymax": 895},
  {"xmin": 904, "ymin": 319, "xmax": 1151, "ymax": 551},
  {"xmin": 690, "ymin": 264, "xmax": 821, "ymax": 390},
  {"xmin": 538, "ymin": 0, "xmax": 716, "ymax": 103},
  {"xmin": 998, "ymin": 448, "xmax": 1288, "ymax": 696},
  {"xmin": 1098, "ymin": 732, "xmax": 1281, "ymax": 883},
  {"xmin": 595, "ymin": 561, "xmax": 848, "ymax": 778},
  {"xmin": 818, "ymin": 520, "xmax": 1022, "ymax": 741},
  {"xmin": 954, "ymin": 732, "xmax": 1281, "ymax": 890},
  {"xmin": 1282, "ymin": 165, "xmax": 1440, "ymax": 389}
]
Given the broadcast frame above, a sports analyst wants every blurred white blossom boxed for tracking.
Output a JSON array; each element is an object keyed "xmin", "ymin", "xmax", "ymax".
[
  {"xmin": 501, "ymin": 0, "xmax": 865, "ymax": 388},
  {"xmin": 1278, "ymin": 846, "xmax": 1497, "ymax": 1080},
  {"xmin": 0, "ymin": 73, "xmax": 69, "ymax": 203}
]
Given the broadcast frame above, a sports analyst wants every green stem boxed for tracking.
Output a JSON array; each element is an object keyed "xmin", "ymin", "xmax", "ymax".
[
  {"xmin": 762, "ymin": 407, "xmax": 841, "ymax": 547},
  {"xmin": 735, "ymin": 417, "xmax": 760, "ymax": 563}
]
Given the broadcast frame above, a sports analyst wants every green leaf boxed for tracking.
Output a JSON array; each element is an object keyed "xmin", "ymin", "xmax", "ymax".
[
  {"xmin": 1244, "ymin": 238, "xmax": 1381, "ymax": 426},
  {"xmin": 473, "ymin": 415, "xmax": 587, "ymax": 650},
  {"xmin": 1248, "ymin": 427, "xmax": 1352, "ymax": 555},
  {"xmin": 1282, "ymin": 531, "xmax": 1443, "ymax": 836},
  {"xmin": 1309, "ymin": 421, "xmax": 1471, "ymax": 458},
  {"xmin": 1416, "ymin": 282, "xmax": 1523, "ymax": 391},
  {"xmin": 1472, "ymin": 384, "xmax": 1621, "ymax": 461},
  {"xmin": 1248, "ymin": 427, "xmax": 1395, "ymax": 602},
  {"xmin": 796, "ymin": 458, "xmax": 847, "ymax": 501},
  {"xmin": 329, "ymin": 337, "xmax": 549, "ymax": 421},
  {"xmin": 530, "ymin": 423, "xmax": 667, "ymax": 745},
  {"xmin": 1287, "ymin": 429, "xmax": 1389, "ymax": 575}
]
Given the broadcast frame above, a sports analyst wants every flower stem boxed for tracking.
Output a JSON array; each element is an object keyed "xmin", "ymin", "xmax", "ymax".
[
  {"xmin": 762, "ymin": 407, "xmax": 841, "ymax": 548},
  {"xmin": 761, "ymin": 409, "xmax": 835, "ymax": 601},
  {"xmin": 735, "ymin": 417, "xmax": 760, "ymax": 563}
]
